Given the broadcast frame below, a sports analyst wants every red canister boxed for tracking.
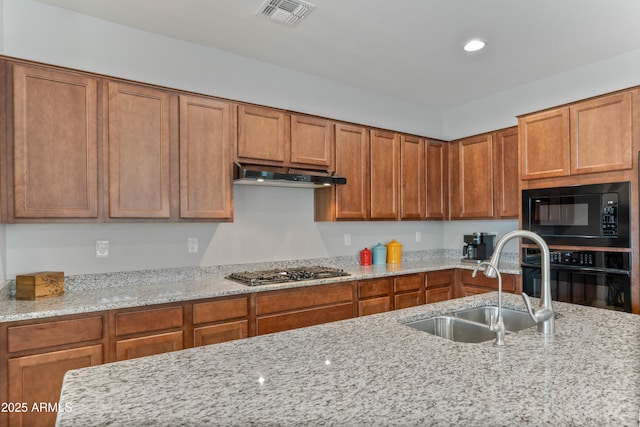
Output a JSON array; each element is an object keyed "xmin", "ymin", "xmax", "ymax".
[{"xmin": 360, "ymin": 248, "xmax": 372, "ymax": 266}]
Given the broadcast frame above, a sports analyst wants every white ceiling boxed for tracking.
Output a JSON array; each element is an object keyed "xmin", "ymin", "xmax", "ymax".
[{"xmin": 36, "ymin": 0, "xmax": 640, "ymax": 110}]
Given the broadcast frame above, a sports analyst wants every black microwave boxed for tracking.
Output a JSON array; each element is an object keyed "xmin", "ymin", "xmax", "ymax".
[{"xmin": 522, "ymin": 181, "xmax": 630, "ymax": 248}]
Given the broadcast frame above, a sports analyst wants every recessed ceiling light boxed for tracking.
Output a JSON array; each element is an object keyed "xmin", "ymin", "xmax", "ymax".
[{"xmin": 464, "ymin": 39, "xmax": 486, "ymax": 52}]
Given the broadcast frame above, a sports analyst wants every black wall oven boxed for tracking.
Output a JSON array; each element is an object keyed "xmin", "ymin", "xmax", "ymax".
[
  {"xmin": 522, "ymin": 249, "xmax": 631, "ymax": 312},
  {"xmin": 522, "ymin": 182, "xmax": 632, "ymax": 312}
]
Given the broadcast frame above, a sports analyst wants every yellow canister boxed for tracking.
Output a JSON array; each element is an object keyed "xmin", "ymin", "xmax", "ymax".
[{"xmin": 386, "ymin": 239, "xmax": 402, "ymax": 264}]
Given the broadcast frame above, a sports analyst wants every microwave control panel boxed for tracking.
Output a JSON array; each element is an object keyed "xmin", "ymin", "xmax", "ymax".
[{"xmin": 601, "ymin": 193, "xmax": 618, "ymax": 236}]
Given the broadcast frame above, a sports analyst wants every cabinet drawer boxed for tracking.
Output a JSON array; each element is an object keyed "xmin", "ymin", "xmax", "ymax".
[
  {"xmin": 256, "ymin": 282, "xmax": 354, "ymax": 316},
  {"xmin": 359, "ymin": 296, "xmax": 391, "ymax": 316},
  {"xmin": 256, "ymin": 303, "xmax": 354, "ymax": 335},
  {"xmin": 394, "ymin": 291, "xmax": 423, "ymax": 310},
  {"xmin": 459, "ymin": 270, "xmax": 515, "ymax": 292},
  {"xmin": 115, "ymin": 331, "xmax": 183, "ymax": 361},
  {"xmin": 359, "ymin": 278, "xmax": 392, "ymax": 299},
  {"xmin": 194, "ymin": 321, "xmax": 248, "ymax": 347},
  {"xmin": 426, "ymin": 286, "xmax": 452, "ymax": 303},
  {"xmin": 115, "ymin": 306, "xmax": 183, "ymax": 337},
  {"xmin": 425, "ymin": 269, "xmax": 455, "ymax": 288},
  {"xmin": 193, "ymin": 297, "xmax": 249, "ymax": 325},
  {"xmin": 394, "ymin": 274, "xmax": 423, "ymax": 293},
  {"xmin": 8, "ymin": 316, "xmax": 103, "ymax": 353}
]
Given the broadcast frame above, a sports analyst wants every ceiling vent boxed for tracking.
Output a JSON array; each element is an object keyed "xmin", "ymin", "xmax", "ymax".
[{"xmin": 256, "ymin": 0, "xmax": 316, "ymax": 27}]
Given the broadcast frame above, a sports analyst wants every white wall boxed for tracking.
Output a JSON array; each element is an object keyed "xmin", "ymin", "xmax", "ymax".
[
  {"xmin": 443, "ymin": 49, "xmax": 640, "ymax": 139},
  {"xmin": 5, "ymin": 186, "xmax": 446, "ymax": 276}
]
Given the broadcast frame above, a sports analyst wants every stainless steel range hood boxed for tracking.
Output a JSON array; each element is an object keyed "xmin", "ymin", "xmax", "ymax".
[{"xmin": 234, "ymin": 163, "xmax": 346, "ymax": 188}]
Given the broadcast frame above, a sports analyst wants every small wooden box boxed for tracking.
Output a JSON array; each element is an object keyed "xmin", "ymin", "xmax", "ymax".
[{"xmin": 16, "ymin": 271, "xmax": 65, "ymax": 300}]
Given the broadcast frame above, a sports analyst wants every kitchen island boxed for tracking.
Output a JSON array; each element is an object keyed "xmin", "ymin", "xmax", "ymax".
[{"xmin": 56, "ymin": 293, "xmax": 640, "ymax": 426}]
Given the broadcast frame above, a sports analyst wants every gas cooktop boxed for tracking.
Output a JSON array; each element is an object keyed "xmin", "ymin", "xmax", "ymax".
[{"xmin": 226, "ymin": 266, "xmax": 350, "ymax": 286}]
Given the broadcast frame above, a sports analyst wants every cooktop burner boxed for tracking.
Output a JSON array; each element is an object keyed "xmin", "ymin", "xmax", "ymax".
[{"xmin": 226, "ymin": 266, "xmax": 350, "ymax": 286}]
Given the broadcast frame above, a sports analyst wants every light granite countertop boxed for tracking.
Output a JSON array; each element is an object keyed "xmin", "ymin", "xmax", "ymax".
[
  {"xmin": 0, "ymin": 251, "xmax": 520, "ymax": 323},
  {"xmin": 55, "ymin": 292, "xmax": 640, "ymax": 426}
]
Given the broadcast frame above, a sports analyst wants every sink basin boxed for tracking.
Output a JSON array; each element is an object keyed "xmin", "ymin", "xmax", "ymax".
[
  {"xmin": 403, "ymin": 306, "xmax": 538, "ymax": 343},
  {"xmin": 453, "ymin": 306, "xmax": 536, "ymax": 332},
  {"xmin": 404, "ymin": 316, "xmax": 497, "ymax": 343}
]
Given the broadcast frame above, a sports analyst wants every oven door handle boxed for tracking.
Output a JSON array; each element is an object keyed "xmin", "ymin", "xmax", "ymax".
[{"xmin": 521, "ymin": 262, "xmax": 631, "ymax": 277}]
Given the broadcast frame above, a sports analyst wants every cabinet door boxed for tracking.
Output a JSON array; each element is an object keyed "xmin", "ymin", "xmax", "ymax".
[
  {"xmin": 450, "ymin": 134, "xmax": 494, "ymax": 219},
  {"xmin": 108, "ymin": 81, "xmax": 171, "ymax": 218},
  {"xmin": 12, "ymin": 64, "xmax": 98, "ymax": 219},
  {"xmin": 370, "ymin": 130, "xmax": 400, "ymax": 220},
  {"xmin": 179, "ymin": 95, "xmax": 233, "ymax": 219},
  {"xmin": 237, "ymin": 105, "xmax": 287, "ymax": 163},
  {"xmin": 400, "ymin": 135, "xmax": 426, "ymax": 219},
  {"xmin": 493, "ymin": 127, "xmax": 519, "ymax": 218},
  {"xmin": 570, "ymin": 91, "xmax": 633, "ymax": 175},
  {"xmin": 334, "ymin": 123, "xmax": 370, "ymax": 219},
  {"xmin": 519, "ymin": 107, "xmax": 570, "ymax": 180},
  {"xmin": 290, "ymin": 114, "xmax": 334, "ymax": 169},
  {"xmin": 425, "ymin": 139, "xmax": 448, "ymax": 219},
  {"xmin": 8, "ymin": 345, "xmax": 102, "ymax": 427}
]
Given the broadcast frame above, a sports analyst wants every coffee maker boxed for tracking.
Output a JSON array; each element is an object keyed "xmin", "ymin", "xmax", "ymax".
[{"xmin": 462, "ymin": 232, "xmax": 495, "ymax": 263}]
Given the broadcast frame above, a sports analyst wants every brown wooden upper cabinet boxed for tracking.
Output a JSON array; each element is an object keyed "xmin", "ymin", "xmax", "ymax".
[
  {"xmin": 449, "ymin": 133, "xmax": 494, "ymax": 219},
  {"xmin": 425, "ymin": 139, "xmax": 449, "ymax": 220},
  {"xmin": 179, "ymin": 95, "xmax": 233, "ymax": 220},
  {"xmin": 315, "ymin": 123, "xmax": 370, "ymax": 221},
  {"xmin": 519, "ymin": 90, "xmax": 634, "ymax": 180},
  {"xmin": 107, "ymin": 81, "xmax": 172, "ymax": 218},
  {"xmin": 237, "ymin": 104, "xmax": 334, "ymax": 170},
  {"xmin": 400, "ymin": 135, "xmax": 426, "ymax": 220},
  {"xmin": 370, "ymin": 130, "xmax": 400, "ymax": 220},
  {"xmin": 10, "ymin": 63, "xmax": 99, "ymax": 220},
  {"xmin": 493, "ymin": 127, "xmax": 519, "ymax": 218}
]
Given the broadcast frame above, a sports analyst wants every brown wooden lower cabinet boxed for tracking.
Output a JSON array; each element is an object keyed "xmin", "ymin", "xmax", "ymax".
[
  {"xmin": 393, "ymin": 273, "xmax": 425, "ymax": 309},
  {"xmin": 358, "ymin": 278, "xmax": 392, "ymax": 316},
  {"xmin": 111, "ymin": 305, "xmax": 185, "ymax": 362},
  {"xmin": 2, "ymin": 313, "xmax": 106, "ymax": 427},
  {"xmin": 7, "ymin": 345, "xmax": 103, "ymax": 427},
  {"xmin": 425, "ymin": 269, "xmax": 455, "ymax": 303},
  {"xmin": 192, "ymin": 296, "xmax": 250, "ymax": 347},
  {"xmin": 255, "ymin": 282, "xmax": 356, "ymax": 335},
  {"xmin": 457, "ymin": 269, "xmax": 517, "ymax": 297}
]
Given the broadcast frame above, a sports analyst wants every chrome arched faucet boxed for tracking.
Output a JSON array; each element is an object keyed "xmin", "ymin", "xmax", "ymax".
[{"xmin": 484, "ymin": 230, "xmax": 555, "ymax": 335}]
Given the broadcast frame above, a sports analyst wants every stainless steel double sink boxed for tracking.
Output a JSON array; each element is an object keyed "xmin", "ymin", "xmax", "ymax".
[{"xmin": 404, "ymin": 306, "xmax": 537, "ymax": 343}]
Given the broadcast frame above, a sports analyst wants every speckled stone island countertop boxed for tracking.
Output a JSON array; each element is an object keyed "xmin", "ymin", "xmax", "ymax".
[
  {"xmin": 0, "ymin": 250, "xmax": 520, "ymax": 323},
  {"xmin": 55, "ymin": 292, "xmax": 640, "ymax": 426}
]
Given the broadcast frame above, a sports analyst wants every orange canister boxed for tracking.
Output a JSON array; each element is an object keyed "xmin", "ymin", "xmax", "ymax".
[
  {"xmin": 386, "ymin": 239, "xmax": 402, "ymax": 264},
  {"xmin": 360, "ymin": 248, "xmax": 372, "ymax": 266}
]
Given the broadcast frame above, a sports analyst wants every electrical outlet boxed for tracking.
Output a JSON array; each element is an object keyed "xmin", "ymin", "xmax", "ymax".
[
  {"xmin": 344, "ymin": 233, "xmax": 351, "ymax": 247},
  {"xmin": 416, "ymin": 231, "xmax": 421, "ymax": 242},
  {"xmin": 188, "ymin": 237, "xmax": 199, "ymax": 254},
  {"xmin": 96, "ymin": 240, "xmax": 109, "ymax": 258}
]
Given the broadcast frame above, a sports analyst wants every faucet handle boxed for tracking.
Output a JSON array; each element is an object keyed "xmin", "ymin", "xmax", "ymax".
[{"xmin": 522, "ymin": 292, "xmax": 537, "ymax": 322}]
